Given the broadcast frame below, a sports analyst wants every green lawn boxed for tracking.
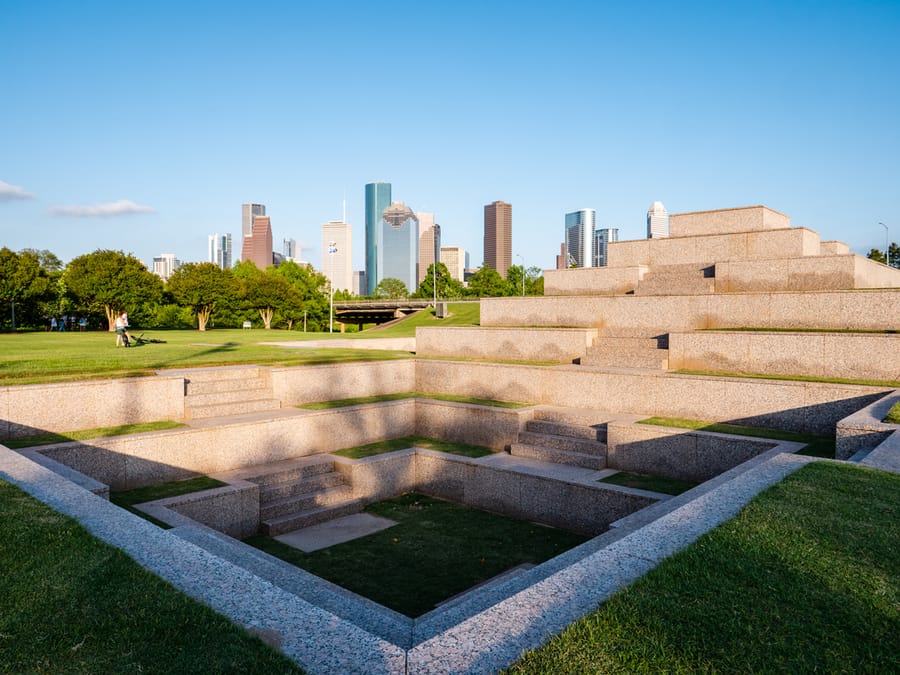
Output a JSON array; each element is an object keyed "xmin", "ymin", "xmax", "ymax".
[
  {"xmin": 0, "ymin": 329, "xmax": 411, "ymax": 386},
  {"xmin": 0, "ymin": 302, "xmax": 480, "ymax": 386},
  {"xmin": 2, "ymin": 421, "xmax": 186, "ymax": 448},
  {"xmin": 245, "ymin": 493, "xmax": 588, "ymax": 617},
  {"xmin": 0, "ymin": 480, "xmax": 303, "ymax": 673},
  {"xmin": 638, "ymin": 416, "xmax": 836, "ymax": 458},
  {"xmin": 600, "ymin": 471, "xmax": 699, "ymax": 495},
  {"xmin": 885, "ymin": 401, "xmax": 900, "ymax": 424},
  {"xmin": 508, "ymin": 462, "xmax": 900, "ymax": 673},
  {"xmin": 331, "ymin": 435, "xmax": 495, "ymax": 459}
]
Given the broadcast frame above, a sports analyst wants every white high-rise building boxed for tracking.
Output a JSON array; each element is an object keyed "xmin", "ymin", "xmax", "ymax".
[
  {"xmin": 241, "ymin": 203, "xmax": 266, "ymax": 239},
  {"xmin": 647, "ymin": 201, "xmax": 669, "ymax": 238},
  {"xmin": 208, "ymin": 233, "xmax": 232, "ymax": 270},
  {"xmin": 440, "ymin": 246, "xmax": 467, "ymax": 282},
  {"xmin": 593, "ymin": 228, "xmax": 619, "ymax": 267},
  {"xmin": 565, "ymin": 209, "xmax": 596, "ymax": 268},
  {"xmin": 283, "ymin": 238, "xmax": 297, "ymax": 261},
  {"xmin": 152, "ymin": 253, "xmax": 180, "ymax": 281},
  {"xmin": 321, "ymin": 220, "xmax": 353, "ymax": 292},
  {"xmin": 416, "ymin": 212, "xmax": 441, "ymax": 286}
]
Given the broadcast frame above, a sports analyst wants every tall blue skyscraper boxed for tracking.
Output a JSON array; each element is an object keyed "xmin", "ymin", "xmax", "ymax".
[
  {"xmin": 365, "ymin": 182, "xmax": 392, "ymax": 295},
  {"xmin": 378, "ymin": 202, "xmax": 419, "ymax": 293},
  {"xmin": 565, "ymin": 209, "xmax": 596, "ymax": 268},
  {"xmin": 593, "ymin": 227, "xmax": 619, "ymax": 267}
]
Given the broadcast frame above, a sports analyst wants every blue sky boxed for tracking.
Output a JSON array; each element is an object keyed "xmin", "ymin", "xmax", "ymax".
[{"xmin": 2, "ymin": 1, "xmax": 898, "ymax": 273}]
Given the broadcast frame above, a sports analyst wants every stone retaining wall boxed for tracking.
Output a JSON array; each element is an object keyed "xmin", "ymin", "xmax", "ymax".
[
  {"xmin": 480, "ymin": 289, "xmax": 900, "ymax": 334},
  {"xmin": 0, "ymin": 375, "xmax": 185, "ymax": 439},
  {"xmin": 544, "ymin": 266, "xmax": 647, "ymax": 296},
  {"xmin": 416, "ymin": 360, "xmax": 890, "ymax": 435},
  {"xmin": 415, "ymin": 326, "xmax": 598, "ymax": 363},
  {"xmin": 715, "ymin": 255, "xmax": 900, "ymax": 292},
  {"xmin": 669, "ymin": 206, "xmax": 791, "ymax": 237},
  {"xmin": 669, "ymin": 331, "xmax": 900, "ymax": 382},
  {"xmin": 271, "ymin": 360, "xmax": 416, "ymax": 405},
  {"xmin": 606, "ymin": 422, "xmax": 779, "ymax": 482},
  {"xmin": 835, "ymin": 390, "xmax": 900, "ymax": 460}
]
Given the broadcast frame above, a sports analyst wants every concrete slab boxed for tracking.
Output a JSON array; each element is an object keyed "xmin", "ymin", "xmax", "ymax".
[
  {"xmin": 264, "ymin": 337, "xmax": 416, "ymax": 352},
  {"xmin": 275, "ymin": 513, "xmax": 398, "ymax": 552}
]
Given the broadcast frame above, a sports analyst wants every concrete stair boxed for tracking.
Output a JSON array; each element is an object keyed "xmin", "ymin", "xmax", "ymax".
[
  {"xmin": 634, "ymin": 263, "xmax": 716, "ymax": 296},
  {"xmin": 580, "ymin": 336, "xmax": 669, "ymax": 369},
  {"xmin": 509, "ymin": 416, "xmax": 608, "ymax": 470},
  {"xmin": 245, "ymin": 456, "xmax": 364, "ymax": 536},
  {"xmin": 183, "ymin": 366, "xmax": 281, "ymax": 420}
]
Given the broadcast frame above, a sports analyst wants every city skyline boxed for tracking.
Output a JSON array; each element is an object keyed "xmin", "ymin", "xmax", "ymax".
[{"xmin": 1, "ymin": 2, "xmax": 898, "ymax": 271}]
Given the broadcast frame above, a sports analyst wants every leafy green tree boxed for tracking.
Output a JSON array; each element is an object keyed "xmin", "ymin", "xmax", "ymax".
[
  {"xmin": 465, "ymin": 266, "xmax": 510, "ymax": 297},
  {"xmin": 414, "ymin": 262, "xmax": 465, "ymax": 300},
  {"xmin": 0, "ymin": 247, "xmax": 53, "ymax": 330},
  {"xmin": 867, "ymin": 244, "xmax": 900, "ymax": 269},
  {"xmin": 167, "ymin": 263, "xmax": 234, "ymax": 331},
  {"xmin": 373, "ymin": 277, "xmax": 409, "ymax": 299},
  {"xmin": 65, "ymin": 250, "xmax": 163, "ymax": 330},
  {"xmin": 272, "ymin": 260, "xmax": 330, "ymax": 331},
  {"xmin": 240, "ymin": 271, "xmax": 301, "ymax": 329}
]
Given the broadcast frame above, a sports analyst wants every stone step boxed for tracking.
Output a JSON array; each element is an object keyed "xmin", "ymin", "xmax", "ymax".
[
  {"xmin": 532, "ymin": 406, "xmax": 616, "ymax": 428},
  {"xmin": 580, "ymin": 347, "xmax": 669, "ymax": 370},
  {"xmin": 181, "ymin": 366, "xmax": 265, "ymax": 383},
  {"xmin": 509, "ymin": 443, "xmax": 607, "ymax": 470},
  {"xmin": 186, "ymin": 377, "xmax": 269, "ymax": 396},
  {"xmin": 639, "ymin": 263, "xmax": 715, "ymax": 277},
  {"xmin": 186, "ymin": 388, "xmax": 272, "ymax": 407},
  {"xmin": 261, "ymin": 499, "xmax": 368, "ymax": 536},
  {"xmin": 525, "ymin": 419, "xmax": 605, "ymax": 442},
  {"xmin": 260, "ymin": 484, "xmax": 355, "ymax": 520},
  {"xmin": 634, "ymin": 278, "xmax": 715, "ymax": 296},
  {"xmin": 516, "ymin": 430, "xmax": 607, "ymax": 456},
  {"xmin": 241, "ymin": 457, "xmax": 337, "ymax": 487},
  {"xmin": 592, "ymin": 336, "xmax": 669, "ymax": 350},
  {"xmin": 186, "ymin": 398, "xmax": 282, "ymax": 420},
  {"xmin": 259, "ymin": 471, "xmax": 347, "ymax": 502}
]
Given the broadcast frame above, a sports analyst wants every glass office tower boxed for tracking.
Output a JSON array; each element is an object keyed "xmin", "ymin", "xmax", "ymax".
[
  {"xmin": 365, "ymin": 182, "xmax": 392, "ymax": 295},
  {"xmin": 565, "ymin": 208, "xmax": 596, "ymax": 268},
  {"xmin": 378, "ymin": 202, "xmax": 419, "ymax": 293}
]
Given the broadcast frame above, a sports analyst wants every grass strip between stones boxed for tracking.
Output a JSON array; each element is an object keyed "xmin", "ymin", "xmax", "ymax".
[
  {"xmin": 637, "ymin": 416, "xmax": 836, "ymax": 458},
  {"xmin": 884, "ymin": 401, "xmax": 900, "ymax": 424},
  {"xmin": 110, "ymin": 476, "xmax": 228, "ymax": 528},
  {"xmin": 506, "ymin": 462, "xmax": 900, "ymax": 673},
  {"xmin": 600, "ymin": 471, "xmax": 699, "ymax": 495},
  {"xmin": 245, "ymin": 492, "xmax": 589, "ymax": 618},
  {"xmin": 0, "ymin": 479, "xmax": 303, "ymax": 673},
  {"xmin": 673, "ymin": 368, "xmax": 900, "ymax": 389},
  {"xmin": 2, "ymin": 421, "xmax": 187, "ymax": 449},
  {"xmin": 297, "ymin": 392, "xmax": 531, "ymax": 410},
  {"xmin": 331, "ymin": 436, "xmax": 495, "ymax": 459}
]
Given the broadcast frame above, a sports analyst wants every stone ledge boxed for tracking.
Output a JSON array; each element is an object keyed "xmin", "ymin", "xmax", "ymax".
[{"xmin": 835, "ymin": 390, "xmax": 900, "ymax": 460}]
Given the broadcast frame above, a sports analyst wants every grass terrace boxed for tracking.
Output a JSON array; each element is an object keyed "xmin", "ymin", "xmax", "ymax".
[
  {"xmin": 297, "ymin": 392, "xmax": 530, "ymax": 410},
  {"xmin": 330, "ymin": 435, "xmax": 495, "ymax": 459}
]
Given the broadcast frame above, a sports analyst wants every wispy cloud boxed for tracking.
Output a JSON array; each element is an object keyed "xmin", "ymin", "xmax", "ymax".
[
  {"xmin": 49, "ymin": 199, "xmax": 156, "ymax": 217},
  {"xmin": 0, "ymin": 180, "xmax": 34, "ymax": 201}
]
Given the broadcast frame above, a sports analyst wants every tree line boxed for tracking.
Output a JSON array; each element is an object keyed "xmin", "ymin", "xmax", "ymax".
[{"xmin": 0, "ymin": 248, "xmax": 543, "ymax": 332}]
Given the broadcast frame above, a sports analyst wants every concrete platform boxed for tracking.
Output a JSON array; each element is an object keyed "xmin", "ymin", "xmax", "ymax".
[
  {"xmin": 264, "ymin": 337, "xmax": 416, "ymax": 352},
  {"xmin": 275, "ymin": 513, "xmax": 398, "ymax": 552}
]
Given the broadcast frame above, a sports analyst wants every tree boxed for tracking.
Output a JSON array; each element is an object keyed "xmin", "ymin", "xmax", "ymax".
[
  {"xmin": 240, "ymin": 271, "xmax": 301, "ymax": 329},
  {"xmin": 466, "ymin": 266, "xmax": 510, "ymax": 297},
  {"xmin": 272, "ymin": 260, "xmax": 330, "ymax": 331},
  {"xmin": 65, "ymin": 250, "xmax": 164, "ymax": 330},
  {"xmin": 867, "ymin": 243, "xmax": 900, "ymax": 269},
  {"xmin": 414, "ymin": 263, "xmax": 465, "ymax": 300},
  {"xmin": 167, "ymin": 263, "xmax": 234, "ymax": 331},
  {"xmin": 374, "ymin": 278, "xmax": 409, "ymax": 299},
  {"xmin": 0, "ymin": 248, "xmax": 53, "ymax": 330}
]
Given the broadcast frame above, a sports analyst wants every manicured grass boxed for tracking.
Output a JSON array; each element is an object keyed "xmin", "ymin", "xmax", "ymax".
[
  {"xmin": 600, "ymin": 471, "xmax": 699, "ymax": 495},
  {"xmin": 359, "ymin": 302, "xmax": 480, "ymax": 338},
  {"xmin": 111, "ymin": 475, "xmax": 227, "ymax": 517},
  {"xmin": 245, "ymin": 493, "xmax": 588, "ymax": 617},
  {"xmin": 297, "ymin": 392, "xmax": 531, "ymax": 410},
  {"xmin": 507, "ymin": 462, "xmax": 900, "ymax": 673},
  {"xmin": 2, "ymin": 421, "xmax": 186, "ymax": 448},
  {"xmin": 0, "ymin": 479, "xmax": 303, "ymax": 673},
  {"xmin": 638, "ymin": 416, "xmax": 836, "ymax": 458},
  {"xmin": 331, "ymin": 436, "xmax": 495, "ymax": 459},
  {"xmin": 884, "ymin": 401, "xmax": 900, "ymax": 424},
  {"xmin": 0, "ymin": 329, "xmax": 412, "ymax": 386},
  {"xmin": 702, "ymin": 326, "xmax": 900, "ymax": 334},
  {"xmin": 674, "ymin": 368, "xmax": 900, "ymax": 389}
]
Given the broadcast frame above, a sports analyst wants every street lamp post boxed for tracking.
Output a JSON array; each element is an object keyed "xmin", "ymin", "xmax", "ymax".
[
  {"xmin": 328, "ymin": 241, "xmax": 337, "ymax": 333},
  {"xmin": 880, "ymin": 222, "xmax": 889, "ymax": 267},
  {"xmin": 516, "ymin": 254, "xmax": 525, "ymax": 296}
]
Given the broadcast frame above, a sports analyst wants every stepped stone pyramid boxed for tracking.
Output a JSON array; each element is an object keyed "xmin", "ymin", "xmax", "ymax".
[{"xmin": 419, "ymin": 205, "xmax": 900, "ymax": 380}]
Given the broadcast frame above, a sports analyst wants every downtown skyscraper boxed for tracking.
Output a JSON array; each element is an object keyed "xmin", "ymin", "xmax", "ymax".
[
  {"xmin": 565, "ymin": 208, "xmax": 596, "ymax": 268},
  {"xmin": 208, "ymin": 233, "xmax": 232, "ymax": 270},
  {"xmin": 483, "ymin": 200, "xmax": 512, "ymax": 277},
  {"xmin": 321, "ymin": 220, "xmax": 352, "ymax": 293},
  {"xmin": 647, "ymin": 201, "xmax": 669, "ymax": 238},
  {"xmin": 365, "ymin": 182, "xmax": 392, "ymax": 295}
]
